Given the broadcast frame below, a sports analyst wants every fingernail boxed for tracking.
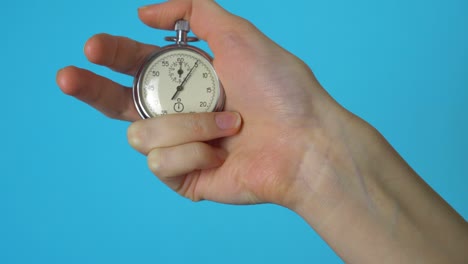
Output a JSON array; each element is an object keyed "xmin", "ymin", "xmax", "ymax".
[{"xmin": 215, "ymin": 112, "xmax": 241, "ymax": 130}]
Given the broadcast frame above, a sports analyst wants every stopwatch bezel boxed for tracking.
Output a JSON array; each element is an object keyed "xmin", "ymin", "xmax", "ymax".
[{"xmin": 133, "ymin": 44, "xmax": 225, "ymax": 119}]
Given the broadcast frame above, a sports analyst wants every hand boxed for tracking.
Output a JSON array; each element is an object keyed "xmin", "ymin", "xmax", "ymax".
[
  {"xmin": 56, "ymin": 1, "xmax": 468, "ymax": 263},
  {"xmin": 128, "ymin": 1, "xmax": 351, "ymax": 207},
  {"xmin": 56, "ymin": 0, "xmax": 342, "ymax": 207}
]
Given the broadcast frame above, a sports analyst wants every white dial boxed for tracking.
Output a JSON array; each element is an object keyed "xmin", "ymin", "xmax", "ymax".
[{"xmin": 134, "ymin": 47, "xmax": 224, "ymax": 118}]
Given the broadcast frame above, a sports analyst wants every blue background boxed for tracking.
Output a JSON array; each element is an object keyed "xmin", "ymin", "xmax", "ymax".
[{"xmin": 1, "ymin": 0, "xmax": 466, "ymax": 263}]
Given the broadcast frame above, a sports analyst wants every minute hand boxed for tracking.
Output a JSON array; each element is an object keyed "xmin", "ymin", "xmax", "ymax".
[{"xmin": 171, "ymin": 60, "xmax": 199, "ymax": 100}]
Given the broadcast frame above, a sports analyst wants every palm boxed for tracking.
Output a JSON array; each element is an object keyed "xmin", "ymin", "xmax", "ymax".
[
  {"xmin": 178, "ymin": 39, "xmax": 325, "ymax": 204},
  {"xmin": 190, "ymin": 124, "xmax": 297, "ymax": 205}
]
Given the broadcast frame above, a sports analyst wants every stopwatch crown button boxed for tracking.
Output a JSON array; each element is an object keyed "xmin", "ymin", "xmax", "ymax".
[
  {"xmin": 175, "ymin": 20, "xmax": 190, "ymax": 32},
  {"xmin": 166, "ymin": 19, "xmax": 198, "ymax": 44}
]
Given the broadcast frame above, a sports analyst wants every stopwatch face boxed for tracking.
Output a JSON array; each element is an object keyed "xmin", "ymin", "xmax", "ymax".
[{"xmin": 133, "ymin": 46, "xmax": 224, "ymax": 118}]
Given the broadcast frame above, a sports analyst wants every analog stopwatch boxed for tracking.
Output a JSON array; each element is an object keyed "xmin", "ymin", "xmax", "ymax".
[{"xmin": 133, "ymin": 20, "xmax": 225, "ymax": 118}]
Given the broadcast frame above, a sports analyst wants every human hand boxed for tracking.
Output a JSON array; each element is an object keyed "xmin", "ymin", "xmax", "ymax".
[
  {"xmin": 56, "ymin": 0, "xmax": 351, "ymax": 208},
  {"xmin": 128, "ymin": 0, "xmax": 353, "ymax": 207},
  {"xmin": 57, "ymin": 1, "xmax": 468, "ymax": 263}
]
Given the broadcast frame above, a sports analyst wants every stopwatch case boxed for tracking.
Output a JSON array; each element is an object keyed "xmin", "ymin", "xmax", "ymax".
[{"xmin": 133, "ymin": 44, "xmax": 225, "ymax": 119}]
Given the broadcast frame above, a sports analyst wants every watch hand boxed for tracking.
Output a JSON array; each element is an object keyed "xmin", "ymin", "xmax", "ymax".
[
  {"xmin": 178, "ymin": 61, "xmax": 184, "ymax": 78},
  {"xmin": 171, "ymin": 60, "xmax": 199, "ymax": 100},
  {"xmin": 171, "ymin": 85, "xmax": 183, "ymax": 101}
]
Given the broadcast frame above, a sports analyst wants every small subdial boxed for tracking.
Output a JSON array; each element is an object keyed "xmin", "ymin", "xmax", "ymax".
[{"xmin": 168, "ymin": 60, "xmax": 191, "ymax": 84}]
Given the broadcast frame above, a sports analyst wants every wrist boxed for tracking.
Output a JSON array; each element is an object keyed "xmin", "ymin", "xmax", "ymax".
[
  {"xmin": 285, "ymin": 107, "xmax": 400, "ymax": 261},
  {"xmin": 285, "ymin": 106, "xmax": 468, "ymax": 263},
  {"xmin": 286, "ymin": 107, "xmax": 385, "ymax": 220},
  {"xmin": 288, "ymin": 104, "xmax": 394, "ymax": 226}
]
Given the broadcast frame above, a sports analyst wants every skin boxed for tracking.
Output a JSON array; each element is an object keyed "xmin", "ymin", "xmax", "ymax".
[{"xmin": 56, "ymin": 0, "xmax": 468, "ymax": 263}]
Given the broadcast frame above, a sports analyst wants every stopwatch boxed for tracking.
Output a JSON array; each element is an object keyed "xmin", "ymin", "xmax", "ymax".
[{"xmin": 133, "ymin": 20, "xmax": 225, "ymax": 118}]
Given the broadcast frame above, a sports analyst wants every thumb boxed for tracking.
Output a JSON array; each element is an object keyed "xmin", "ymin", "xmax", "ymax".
[
  {"xmin": 137, "ymin": 0, "xmax": 263, "ymax": 52},
  {"xmin": 138, "ymin": 0, "xmax": 235, "ymax": 39}
]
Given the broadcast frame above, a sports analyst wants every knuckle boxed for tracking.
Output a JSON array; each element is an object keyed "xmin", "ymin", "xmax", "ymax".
[
  {"xmin": 188, "ymin": 142, "xmax": 205, "ymax": 161},
  {"xmin": 212, "ymin": 19, "xmax": 260, "ymax": 62},
  {"xmin": 103, "ymin": 109, "xmax": 123, "ymax": 120},
  {"xmin": 185, "ymin": 114, "xmax": 208, "ymax": 136},
  {"xmin": 236, "ymin": 17, "xmax": 256, "ymax": 33},
  {"xmin": 147, "ymin": 149, "xmax": 164, "ymax": 176},
  {"xmin": 176, "ymin": 171, "xmax": 204, "ymax": 203},
  {"xmin": 127, "ymin": 121, "xmax": 148, "ymax": 150}
]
